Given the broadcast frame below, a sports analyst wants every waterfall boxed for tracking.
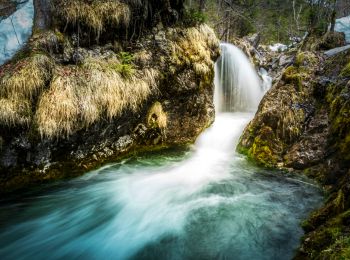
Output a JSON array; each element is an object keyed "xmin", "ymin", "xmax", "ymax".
[
  {"xmin": 214, "ymin": 43, "xmax": 266, "ymax": 113},
  {"xmin": 0, "ymin": 42, "xmax": 322, "ymax": 260}
]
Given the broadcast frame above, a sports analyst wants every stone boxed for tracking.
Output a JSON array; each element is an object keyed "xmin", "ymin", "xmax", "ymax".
[{"xmin": 318, "ymin": 31, "xmax": 346, "ymax": 50}]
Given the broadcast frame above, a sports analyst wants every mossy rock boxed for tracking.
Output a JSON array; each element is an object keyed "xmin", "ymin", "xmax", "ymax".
[
  {"xmin": 340, "ymin": 62, "xmax": 350, "ymax": 78},
  {"xmin": 326, "ymin": 82, "xmax": 350, "ymax": 161},
  {"xmin": 282, "ymin": 66, "xmax": 303, "ymax": 91},
  {"xmin": 302, "ymin": 210, "xmax": 350, "ymax": 259},
  {"xmin": 295, "ymin": 51, "xmax": 318, "ymax": 68},
  {"xmin": 238, "ymin": 126, "xmax": 280, "ymax": 168},
  {"xmin": 317, "ymin": 31, "xmax": 346, "ymax": 51}
]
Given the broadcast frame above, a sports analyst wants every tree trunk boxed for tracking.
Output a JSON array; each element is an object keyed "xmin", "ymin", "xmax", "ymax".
[
  {"xmin": 33, "ymin": 0, "xmax": 51, "ymax": 31},
  {"xmin": 199, "ymin": 0, "xmax": 205, "ymax": 11},
  {"xmin": 330, "ymin": 9, "xmax": 336, "ymax": 32}
]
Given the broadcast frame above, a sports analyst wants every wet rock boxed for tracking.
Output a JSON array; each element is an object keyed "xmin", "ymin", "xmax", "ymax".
[
  {"xmin": 279, "ymin": 55, "xmax": 293, "ymax": 67},
  {"xmin": 238, "ymin": 51, "xmax": 320, "ymax": 168},
  {"xmin": 33, "ymin": 141, "xmax": 52, "ymax": 166},
  {"xmin": 284, "ymin": 109, "xmax": 329, "ymax": 169},
  {"xmin": 244, "ymin": 33, "xmax": 260, "ymax": 48},
  {"xmin": 112, "ymin": 136, "xmax": 133, "ymax": 152},
  {"xmin": 1, "ymin": 148, "xmax": 17, "ymax": 168},
  {"xmin": 72, "ymin": 48, "xmax": 89, "ymax": 65}
]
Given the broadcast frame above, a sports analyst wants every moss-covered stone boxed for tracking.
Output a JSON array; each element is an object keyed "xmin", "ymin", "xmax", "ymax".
[
  {"xmin": 238, "ymin": 125, "xmax": 280, "ymax": 168},
  {"xmin": 317, "ymin": 31, "xmax": 346, "ymax": 51},
  {"xmin": 340, "ymin": 62, "xmax": 350, "ymax": 78},
  {"xmin": 282, "ymin": 66, "xmax": 303, "ymax": 91}
]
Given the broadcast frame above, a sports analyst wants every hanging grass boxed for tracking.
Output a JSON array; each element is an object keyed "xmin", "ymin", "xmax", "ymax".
[
  {"xmin": 0, "ymin": 96, "xmax": 32, "ymax": 126},
  {"xmin": 171, "ymin": 24, "xmax": 219, "ymax": 77},
  {"xmin": 0, "ymin": 54, "xmax": 54, "ymax": 99},
  {"xmin": 52, "ymin": 0, "xmax": 131, "ymax": 38},
  {"xmin": 35, "ymin": 57, "xmax": 158, "ymax": 138}
]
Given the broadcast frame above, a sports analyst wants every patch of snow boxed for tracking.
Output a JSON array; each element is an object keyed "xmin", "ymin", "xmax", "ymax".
[
  {"xmin": 269, "ymin": 43, "xmax": 288, "ymax": 52},
  {"xmin": 334, "ymin": 16, "xmax": 350, "ymax": 43},
  {"xmin": 324, "ymin": 44, "xmax": 350, "ymax": 57},
  {"xmin": 0, "ymin": 0, "xmax": 34, "ymax": 66}
]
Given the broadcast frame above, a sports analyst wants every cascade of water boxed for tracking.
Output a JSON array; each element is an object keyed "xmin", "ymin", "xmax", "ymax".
[
  {"xmin": 0, "ymin": 43, "xmax": 320, "ymax": 260},
  {"xmin": 214, "ymin": 43, "xmax": 267, "ymax": 113}
]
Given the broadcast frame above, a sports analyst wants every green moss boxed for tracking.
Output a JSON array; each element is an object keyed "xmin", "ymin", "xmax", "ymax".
[
  {"xmin": 326, "ymin": 82, "xmax": 350, "ymax": 161},
  {"xmin": 334, "ymin": 189, "xmax": 345, "ymax": 213},
  {"xmin": 114, "ymin": 63, "xmax": 134, "ymax": 78},
  {"xmin": 339, "ymin": 133, "xmax": 350, "ymax": 161},
  {"xmin": 282, "ymin": 66, "xmax": 303, "ymax": 91},
  {"xmin": 340, "ymin": 62, "xmax": 350, "ymax": 77},
  {"xmin": 247, "ymin": 136, "xmax": 278, "ymax": 168},
  {"xmin": 53, "ymin": 30, "xmax": 65, "ymax": 44},
  {"xmin": 295, "ymin": 53, "xmax": 305, "ymax": 67},
  {"xmin": 301, "ymin": 206, "xmax": 350, "ymax": 259},
  {"xmin": 183, "ymin": 8, "xmax": 207, "ymax": 25},
  {"xmin": 236, "ymin": 144, "xmax": 249, "ymax": 156},
  {"xmin": 115, "ymin": 52, "xmax": 135, "ymax": 78}
]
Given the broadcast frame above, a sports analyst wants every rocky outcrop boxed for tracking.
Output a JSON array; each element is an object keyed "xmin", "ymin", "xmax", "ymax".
[
  {"xmin": 0, "ymin": 0, "xmax": 16, "ymax": 18},
  {"xmin": 238, "ymin": 51, "xmax": 321, "ymax": 168},
  {"xmin": 0, "ymin": 0, "xmax": 220, "ymax": 193},
  {"xmin": 238, "ymin": 39, "xmax": 350, "ymax": 258}
]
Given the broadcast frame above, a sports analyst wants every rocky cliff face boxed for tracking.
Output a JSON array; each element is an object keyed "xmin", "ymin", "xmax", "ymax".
[
  {"xmin": 0, "ymin": 0, "xmax": 220, "ymax": 193},
  {"xmin": 238, "ymin": 36, "xmax": 350, "ymax": 258},
  {"xmin": 0, "ymin": 0, "xmax": 16, "ymax": 18}
]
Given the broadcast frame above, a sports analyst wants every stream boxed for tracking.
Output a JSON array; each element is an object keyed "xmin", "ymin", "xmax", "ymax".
[{"xmin": 0, "ymin": 44, "xmax": 323, "ymax": 259}]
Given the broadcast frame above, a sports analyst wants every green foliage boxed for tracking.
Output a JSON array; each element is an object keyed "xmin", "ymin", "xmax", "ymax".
[
  {"xmin": 237, "ymin": 126, "xmax": 279, "ymax": 168},
  {"xmin": 184, "ymin": 8, "xmax": 207, "ymax": 25},
  {"xmin": 116, "ymin": 52, "xmax": 134, "ymax": 78},
  {"xmin": 118, "ymin": 51, "xmax": 134, "ymax": 64},
  {"xmin": 340, "ymin": 62, "xmax": 350, "ymax": 77},
  {"xmin": 282, "ymin": 66, "xmax": 303, "ymax": 91}
]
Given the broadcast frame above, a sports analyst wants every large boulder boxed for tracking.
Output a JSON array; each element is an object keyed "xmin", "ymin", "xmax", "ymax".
[
  {"xmin": 238, "ymin": 44, "xmax": 350, "ymax": 259},
  {"xmin": 0, "ymin": 0, "xmax": 220, "ymax": 193},
  {"xmin": 318, "ymin": 31, "xmax": 346, "ymax": 50}
]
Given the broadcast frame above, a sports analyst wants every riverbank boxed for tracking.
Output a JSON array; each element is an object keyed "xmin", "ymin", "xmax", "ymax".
[{"xmin": 237, "ymin": 33, "xmax": 350, "ymax": 258}]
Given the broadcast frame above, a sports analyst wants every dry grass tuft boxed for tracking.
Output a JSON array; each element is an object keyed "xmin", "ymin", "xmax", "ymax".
[
  {"xmin": 35, "ymin": 72, "xmax": 79, "ymax": 138},
  {"xmin": 171, "ymin": 24, "xmax": 219, "ymax": 77},
  {"xmin": 134, "ymin": 50, "xmax": 152, "ymax": 65},
  {"xmin": 147, "ymin": 102, "xmax": 167, "ymax": 129},
  {"xmin": 0, "ymin": 96, "xmax": 32, "ymax": 126},
  {"xmin": 53, "ymin": 0, "xmax": 131, "ymax": 37},
  {"xmin": 35, "ymin": 58, "xmax": 158, "ymax": 138},
  {"xmin": 0, "ymin": 54, "xmax": 54, "ymax": 99}
]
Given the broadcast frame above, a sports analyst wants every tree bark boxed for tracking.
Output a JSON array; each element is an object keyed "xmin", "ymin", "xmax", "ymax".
[
  {"xmin": 199, "ymin": 0, "xmax": 205, "ymax": 11},
  {"xmin": 330, "ymin": 11, "xmax": 336, "ymax": 32},
  {"xmin": 33, "ymin": 0, "xmax": 51, "ymax": 31}
]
